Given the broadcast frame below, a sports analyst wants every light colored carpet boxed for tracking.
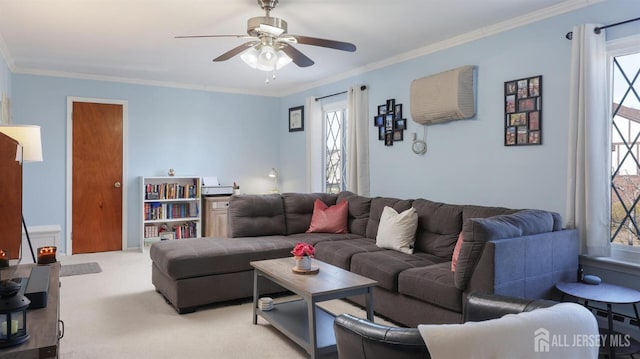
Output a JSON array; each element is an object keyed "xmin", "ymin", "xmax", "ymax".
[
  {"xmin": 57, "ymin": 250, "xmax": 394, "ymax": 359},
  {"xmin": 60, "ymin": 262, "xmax": 102, "ymax": 277}
]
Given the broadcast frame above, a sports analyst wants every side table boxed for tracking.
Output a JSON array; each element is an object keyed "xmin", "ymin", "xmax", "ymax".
[{"xmin": 556, "ymin": 281, "xmax": 640, "ymax": 358}]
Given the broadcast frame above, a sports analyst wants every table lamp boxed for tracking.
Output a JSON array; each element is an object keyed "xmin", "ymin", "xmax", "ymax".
[{"xmin": 268, "ymin": 168, "xmax": 279, "ymax": 193}]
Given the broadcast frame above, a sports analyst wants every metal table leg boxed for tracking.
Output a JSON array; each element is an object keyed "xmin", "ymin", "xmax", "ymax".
[
  {"xmin": 607, "ymin": 303, "xmax": 615, "ymax": 359},
  {"xmin": 365, "ymin": 287, "xmax": 374, "ymax": 322},
  {"xmin": 252, "ymin": 270, "xmax": 259, "ymax": 325}
]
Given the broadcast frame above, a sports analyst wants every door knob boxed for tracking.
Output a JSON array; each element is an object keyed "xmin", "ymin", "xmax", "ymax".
[{"xmin": 114, "ymin": 182, "xmax": 121, "ymax": 188}]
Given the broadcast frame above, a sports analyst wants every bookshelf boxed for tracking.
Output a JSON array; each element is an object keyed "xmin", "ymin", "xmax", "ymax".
[{"xmin": 141, "ymin": 176, "xmax": 201, "ymax": 247}]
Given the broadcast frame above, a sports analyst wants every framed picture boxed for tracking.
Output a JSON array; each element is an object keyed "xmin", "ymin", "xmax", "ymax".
[
  {"xmin": 506, "ymin": 127, "xmax": 516, "ymax": 145},
  {"xmin": 393, "ymin": 130, "xmax": 403, "ymax": 141},
  {"xmin": 528, "ymin": 131, "xmax": 540, "ymax": 144},
  {"xmin": 518, "ymin": 98, "xmax": 537, "ymax": 112},
  {"xmin": 385, "ymin": 114, "xmax": 394, "ymax": 131},
  {"xmin": 386, "ymin": 99, "xmax": 395, "ymax": 111},
  {"xmin": 517, "ymin": 126, "xmax": 528, "ymax": 144},
  {"xmin": 505, "ymin": 95, "xmax": 516, "ymax": 113},
  {"xmin": 384, "ymin": 132, "xmax": 393, "ymax": 146},
  {"xmin": 289, "ymin": 106, "xmax": 304, "ymax": 132},
  {"xmin": 394, "ymin": 104, "xmax": 403, "ymax": 119},
  {"xmin": 159, "ymin": 232, "xmax": 174, "ymax": 241},
  {"xmin": 373, "ymin": 115, "xmax": 384, "ymax": 127},
  {"xmin": 377, "ymin": 104, "xmax": 387, "ymax": 115},
  {"xmin": 509, "ymin": 112, "xmax": 526, "ymax": 126},
  {"xmin": 529, "ymin": 111, "xmax": 539, "ymax": 130},
  {"xmin": 517, "ymin": 80, "xmax": 528, "ymax": 98},
  {"xmin": 504, "ymin": 75, "xmax": 542, "ymax": 146},
  {"xmin": 378, "ymin": 126, "xmax": 386, "ymax": 140},
  {"xmin": 373, "ymin": 98, "xmax": 406, "ymax": 147}
]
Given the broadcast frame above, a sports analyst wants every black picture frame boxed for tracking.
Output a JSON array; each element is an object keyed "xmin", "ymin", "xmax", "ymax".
[
  {"xmin": 394, "ymin": 104, "xmax": 403, "ymax": 119},
  {"xmin": 289, "ymin": 106, "xmax": 304, "ymax": 132},
  {"xmin": 373, "ymin": 98, "xmax": 407, "ymax": 147},
  {"xmin": 386, "ymin": 99, "xmax": 395, "ymax": 111},
  {"xmin": 378, "ymin": 126, "xmax": 385, "ymax": 140},
  {"xmin": 393, "ymin": 130, "xmax": 403, "ymax": 142},
  {"xmin": 377, "ymin": 105, "xmax": 387, "ymax": 115},
  {"xmin": 373, "ymin": 115, "xmax": 384, "ymax": 127},
  {"xmin": 384, "ymin": 132, "xmax": 393, "ymax": 146},
  {"xmin": 504, "ymin": 75, "xmax": 542, "ymax": 146}
]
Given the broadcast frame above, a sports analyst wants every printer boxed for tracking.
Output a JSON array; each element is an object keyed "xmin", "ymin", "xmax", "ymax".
[{"xmin": 201, "ymin": 176, "xmax": 233, "ymax": 196}]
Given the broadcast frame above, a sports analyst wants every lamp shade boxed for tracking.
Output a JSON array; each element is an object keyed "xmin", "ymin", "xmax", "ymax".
[
  {"xmin": 0, "ymin": 125, "xmax": 43, "ymax": 162},
  {"xmin": 240, "ymin": 45, "xmax": 292, "ymax": 72},
  {"xmin": 268, "ymin": 168, "xmax": 278, "ymax": 178}
]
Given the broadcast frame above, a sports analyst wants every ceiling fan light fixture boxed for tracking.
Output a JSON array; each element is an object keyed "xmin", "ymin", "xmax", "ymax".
[
  {"xmin": 241, "ymin": 44, "xmax": 291, "ymax": 72},
  {"xmin": 258, "ymin": 45, "xmax": 277, "ymax": 68},
  {"xmin": 275, "ymin": 49, "xmax": 292, "ymax": 69},
  {"xmin": 240, "ymin": 46, "xmax": 260, "ymax": 69}
]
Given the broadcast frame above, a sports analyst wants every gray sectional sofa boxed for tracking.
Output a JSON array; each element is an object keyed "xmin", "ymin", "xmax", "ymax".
[{"xmin": 150, "ymin": 191, "xmax": 578, "ymax": 326}]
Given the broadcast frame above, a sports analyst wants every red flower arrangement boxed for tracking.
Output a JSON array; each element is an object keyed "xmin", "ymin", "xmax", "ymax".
[{"xmin": 291, "ymin": 242, "xmax": 315, "ymax": 259}]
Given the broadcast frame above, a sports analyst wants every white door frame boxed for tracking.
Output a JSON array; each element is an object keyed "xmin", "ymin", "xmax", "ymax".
[{"xmin": 66, "ymin": 96, "xmax": 129, "ymax": 255}]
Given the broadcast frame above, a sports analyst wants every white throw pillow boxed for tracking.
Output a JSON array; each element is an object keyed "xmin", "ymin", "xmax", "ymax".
[
  {"xmin": 376, "ymin": 206, "xmax": 418, "ymax": 254},
  {"xmin": 418, "ymin": 303, "xmax": 599, "ymax": 359}
]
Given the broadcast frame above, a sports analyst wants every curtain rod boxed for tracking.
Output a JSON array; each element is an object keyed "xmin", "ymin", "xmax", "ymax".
[
  {"xmin": 565, "ymin": 17, "xmax": 640, "ymax": 40},
  {"xmin": 315, "ymin": 85, "xmax": 367, "ymax": 101}
]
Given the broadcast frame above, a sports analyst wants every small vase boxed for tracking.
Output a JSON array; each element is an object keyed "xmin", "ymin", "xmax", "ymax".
[{"xmin": 294, "ymin": 256, "xmax": 312, "ymax": 271}]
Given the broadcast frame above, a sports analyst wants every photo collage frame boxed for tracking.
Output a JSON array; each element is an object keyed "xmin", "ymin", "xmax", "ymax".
[
  {"xmin": 373, "ymin": 98, "xmax": 406, "ymax": 146},
  {"xmin": 504, "ymin": 75, "xmax": 542, "ymax": 146}
]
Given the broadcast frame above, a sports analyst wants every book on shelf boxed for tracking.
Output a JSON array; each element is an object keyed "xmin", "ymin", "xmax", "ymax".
[
  {"xmin": 173, "ymin": 221, "xmax": 197, "ymax": 239},
  {"xmin": 144, "ymin": 224, "xmax": 159, "ymax": 238},
  {"xmin": 144, "ymin": 180, "xmax": 199, "ymax": 200},
  {"xmin": 144, "ymin": 202, "xmax": 199, "ymax": 220}
]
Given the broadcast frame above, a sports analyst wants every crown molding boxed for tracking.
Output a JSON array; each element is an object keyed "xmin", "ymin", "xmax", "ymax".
[
  {"xmin": 11, "ymin": 67, "xmax": 279, "ymax": 97},
  {"xmin": 279, "ymin": 0, "xmax": 605, "ymax": 97}
]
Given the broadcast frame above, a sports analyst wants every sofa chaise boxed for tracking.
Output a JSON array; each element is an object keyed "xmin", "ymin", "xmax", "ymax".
[{"xmin": 150, "ymin": 191, "xmax": 578, "ymax": 326}]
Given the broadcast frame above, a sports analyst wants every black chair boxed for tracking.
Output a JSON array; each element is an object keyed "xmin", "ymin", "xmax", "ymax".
[{"xmin": 333, "ymin": 292, "xmax": 556, "ymax": 359}]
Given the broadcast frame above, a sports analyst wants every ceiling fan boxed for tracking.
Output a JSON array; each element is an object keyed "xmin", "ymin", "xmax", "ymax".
[{"xmin": 175, "ymin": 0, "xmax": 356, "ymax": 72}]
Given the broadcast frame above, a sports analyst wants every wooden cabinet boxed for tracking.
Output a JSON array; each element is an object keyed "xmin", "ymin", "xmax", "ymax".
[
  {"xmin": 0, "ymin": 264, "xmax": 60, "ymax": 359},
  {"xmin": 141, "ymin": 176, "xmax": 201, "ymax": 247},
  {"xmin": 203, "ymin": 196, "xmax": 230, "ymax": 238}
]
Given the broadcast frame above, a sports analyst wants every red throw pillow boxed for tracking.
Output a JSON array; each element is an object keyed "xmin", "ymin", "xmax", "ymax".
[
  {"xmin": 306, "ymin": 199, "xmax": 349, "ymax": 234},
  {"xmin": 451, "ymin": 232, "xmax": 464, "ymax": 272}
]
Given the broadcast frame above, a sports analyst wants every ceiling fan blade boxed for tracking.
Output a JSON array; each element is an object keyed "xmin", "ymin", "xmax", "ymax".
[
  {"xmin": 213, "ymin": 41, "xmax": 258, "ymax": 62},
  {"xmin": 280, "ymin": 44, "xmax": 314, "ymax": 67},
  {"xmin": 290, "ymin": 35, "xmax": 356, "ymax": 52},
  {"xmin": 175, "ymin": 34, "xmax": 251, "ymax": 39}
]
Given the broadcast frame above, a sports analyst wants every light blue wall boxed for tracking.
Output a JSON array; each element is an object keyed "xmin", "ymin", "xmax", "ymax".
[
  {"xmin": 279, "ymin": 0, "xmax": 640, "ymax": 220},
  {"xmin": 12, "ymin": 75, "xmax": 281, "ymax": 251},
  {"xmin": 8, "ymin": 0, "xmax": 640, "ymax": 254}
]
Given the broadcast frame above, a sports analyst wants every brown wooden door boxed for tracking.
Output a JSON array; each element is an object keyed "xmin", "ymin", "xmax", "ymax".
[{"xmin": 72, "ymin": 102, "xmax": 123, "ymax": 254}]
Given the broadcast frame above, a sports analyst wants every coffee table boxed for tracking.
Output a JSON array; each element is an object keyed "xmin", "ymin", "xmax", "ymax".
[{"xmin": 251, "ymin": 257, "xmax": 377, "ymax": 359}]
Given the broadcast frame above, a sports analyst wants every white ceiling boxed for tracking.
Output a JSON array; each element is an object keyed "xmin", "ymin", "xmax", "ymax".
[{"xmin": 0, "ymin": 0, "xmax": 597, "ymax": 96}]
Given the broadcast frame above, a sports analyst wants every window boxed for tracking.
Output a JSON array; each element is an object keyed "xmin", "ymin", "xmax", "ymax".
[
  {"xmin": 323, "ymin": 102, "xmax": 347, "ymax": 193},
  {"xmin": 609, "ymin": 35, "xmax": 640, "ymax": 259}
]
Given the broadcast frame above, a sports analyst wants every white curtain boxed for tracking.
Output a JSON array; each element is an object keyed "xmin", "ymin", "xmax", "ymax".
[
  {"xmin": 305, "ymin": 96, "xmax": 323, "ymax": 192},
  {"xmin": 565, "ymin": 24, "xmax": 611, "ymax": 257},
  {"xmin": 346, "ymin": 85, "xmax": 370, "ymax": 196}
]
